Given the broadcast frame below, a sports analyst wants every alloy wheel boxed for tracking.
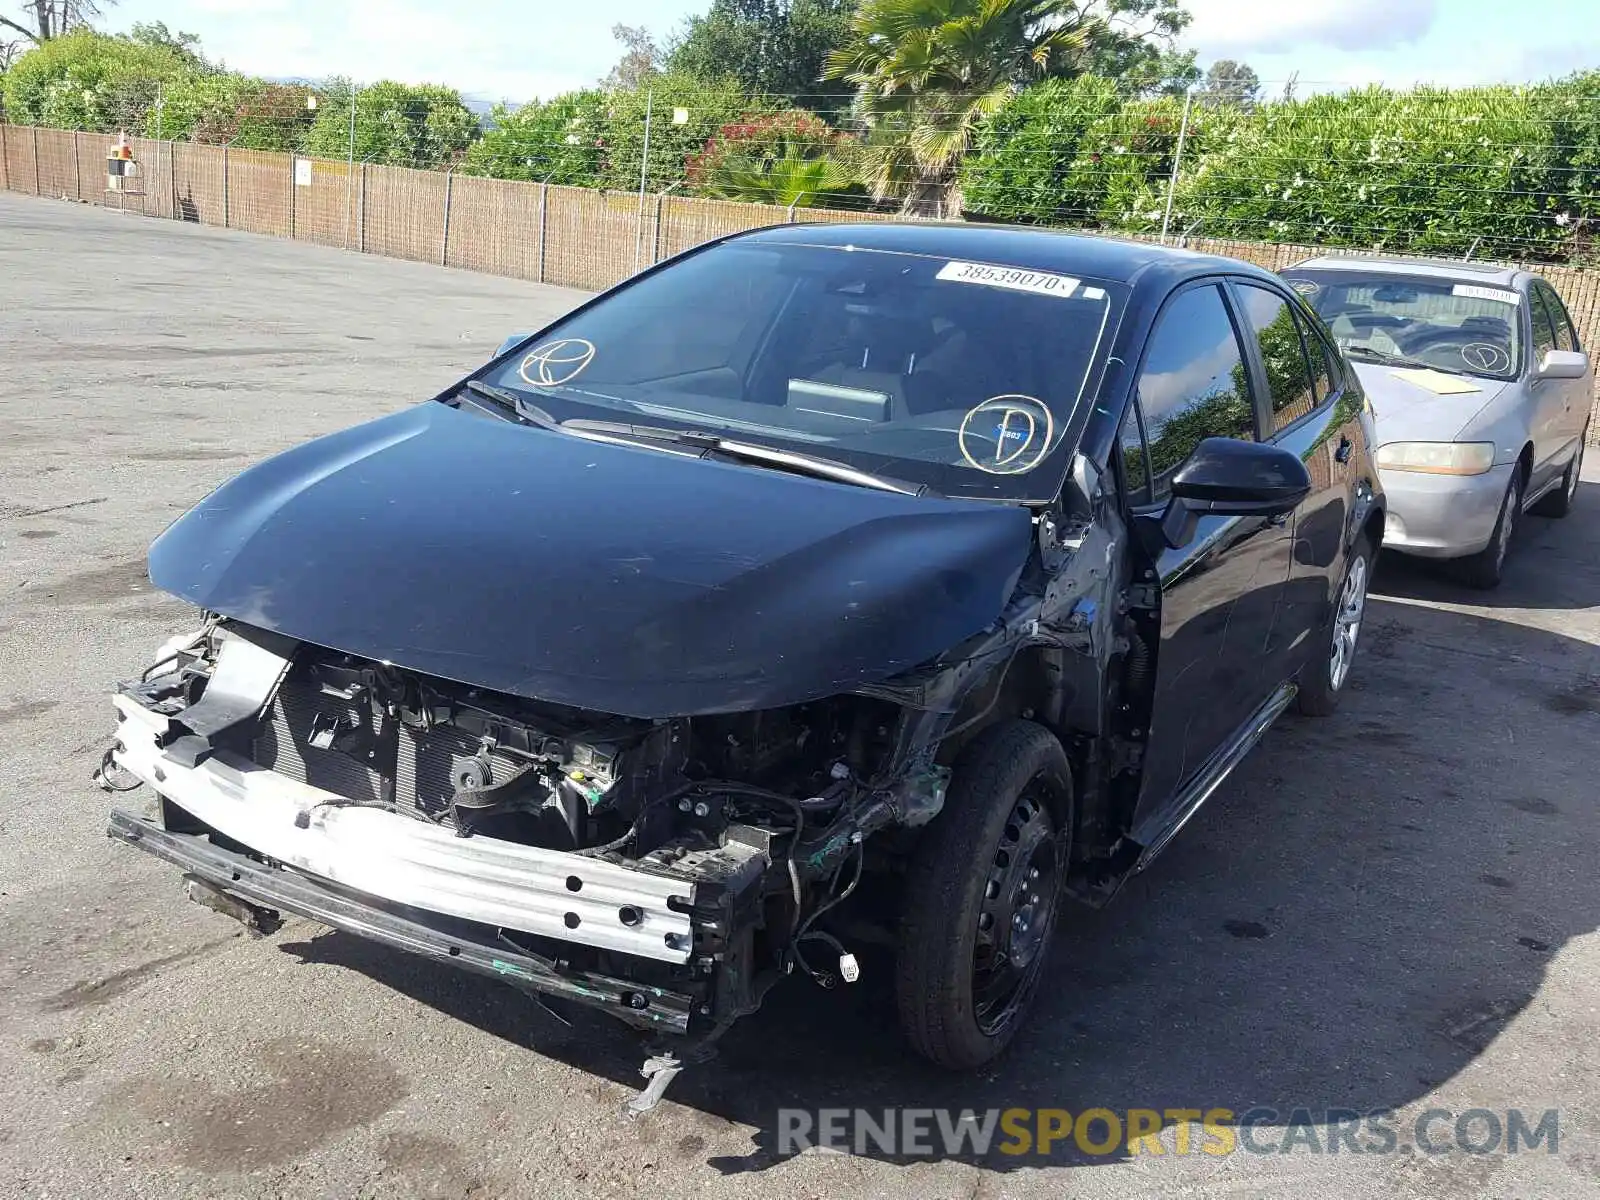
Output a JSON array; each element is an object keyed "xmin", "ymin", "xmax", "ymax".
[{"xmin": 1328, "ymin": 554, "xmax": 1368, "ymax": 692}]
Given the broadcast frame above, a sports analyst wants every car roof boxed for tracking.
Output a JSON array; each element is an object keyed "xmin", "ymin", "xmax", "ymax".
[
  {"xmin": 1285, "ymin": 254, "xmax": 1526, "ymax": 288},
  {"xmin": 734, "ymin": 221, "xmax": 1280, "ymax": 289}
]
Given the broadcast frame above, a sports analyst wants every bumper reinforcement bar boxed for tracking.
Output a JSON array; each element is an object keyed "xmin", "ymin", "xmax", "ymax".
[{"xmin": 107, "ymin": 810, "xmax": 693, "ymax": 1034}]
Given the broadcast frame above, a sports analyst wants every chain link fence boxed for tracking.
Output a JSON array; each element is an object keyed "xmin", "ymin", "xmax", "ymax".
[{"xmin": 5, "ymin": 84, "xmax": 1600, "ymax": 435}]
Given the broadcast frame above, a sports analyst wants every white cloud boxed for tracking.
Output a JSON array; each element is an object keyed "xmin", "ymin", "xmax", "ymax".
[{"xmin": 1183, "ymin": 0, "xmax": 1440, "ymax": 56}]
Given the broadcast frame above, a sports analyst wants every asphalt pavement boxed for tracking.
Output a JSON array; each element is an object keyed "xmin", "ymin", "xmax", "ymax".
[{"xmin": 2, "ymin": 191, "xmax": 1599, "ymax": 1200}]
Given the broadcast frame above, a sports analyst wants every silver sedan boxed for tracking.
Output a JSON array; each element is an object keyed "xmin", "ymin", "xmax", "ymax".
[{"xmin": 1282, "ymin": 256, "xmax": 1592, "ymax": 587}]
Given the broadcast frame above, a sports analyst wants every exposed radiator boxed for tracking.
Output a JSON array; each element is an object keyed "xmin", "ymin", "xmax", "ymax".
[
  {"xmin": 253, "ymin": 667, "xmax": 387, "ymax": 804},
  {"xmin": 395, "ymin": 722, "xmax": 530, "ymax": 819}
]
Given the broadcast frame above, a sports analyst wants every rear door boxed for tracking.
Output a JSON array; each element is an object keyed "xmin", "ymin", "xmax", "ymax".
[{"xmin": 1126, "ymin": 281, "xmax": 1295, "ymax": 827}]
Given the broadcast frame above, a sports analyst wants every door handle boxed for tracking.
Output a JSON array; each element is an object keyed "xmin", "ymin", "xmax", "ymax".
[
  {"xmin": 1335, "ymin": 436, "xmax": 1353, "ymax": 464},
  {"xmin": 1267, "ymin": 512, "xmax": 1290, "ymax": 528}
]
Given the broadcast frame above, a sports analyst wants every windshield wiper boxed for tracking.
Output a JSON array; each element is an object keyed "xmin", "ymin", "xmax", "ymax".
[
  {"xmin": 563, "ymin": 420, "xmax": 935, "ymax": 497},
  {"xmin": 458, "ymin": 388, "xmax": 932, "ymax": 496},
  {"xmin": 460, "ymin": 380, "xmax": 566, "ymax": 432},
  {"xmin": 1345, "ymin": 347, "xmax": 1470, "ymax": 376}
]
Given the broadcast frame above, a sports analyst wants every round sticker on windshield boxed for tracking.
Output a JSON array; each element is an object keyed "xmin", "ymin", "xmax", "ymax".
[
  {"xmin": 1460, "ymin": 342, "xmax": 1511, "ymax": 373},
  {"xmin": 519, "ymin": 338, "xmax": 596, "ymax": 388},
  {"xmin": 958, "ymin": 396, "xmax": 1055, "ymax": 475},
  {"xmin": 1289, "ymin": 279, "xmax": 1319, "ymax": 296}
]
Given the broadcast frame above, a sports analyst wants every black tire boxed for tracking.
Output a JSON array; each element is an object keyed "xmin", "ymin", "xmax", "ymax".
[
  {"xmin": 1460, "ymin": 467, "xmax": 1523, "ymax": 590},
  {"xmin": 895, "ymin": 719, "xmax": 1073, "ymax": 1070},
  {"xmin": 1297, "ymin": 535, "xmax": 1373, "ymax": 717},
  {"xmin": 1531, "ymin": 436, "xmax": 1585, "ymax": 518}
]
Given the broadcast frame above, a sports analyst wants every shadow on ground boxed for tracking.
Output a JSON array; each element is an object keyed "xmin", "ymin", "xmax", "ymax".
[{"xmin": 281, "ymin": 550, "xmax": 1600, "ymax": 1172}]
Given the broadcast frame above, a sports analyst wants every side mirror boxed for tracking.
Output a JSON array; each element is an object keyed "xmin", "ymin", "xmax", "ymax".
[
  {"xmin": 494, "ymin": 332, "xmax": 532, "ymax": 360},
  {"xmin": 1538, "ymin": 349, "xmax": 1589, "ymax": 380},
  {"xmin": 1157, "ymin": 437, "xmax": 1312, "ymax": 549}
]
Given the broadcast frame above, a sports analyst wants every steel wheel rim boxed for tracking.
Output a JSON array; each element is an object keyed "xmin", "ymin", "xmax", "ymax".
[
  {"xmin": 1568, "ymin": 448, "xmax": 1584, "ymax": 502},
  {"xmin": 1328, "ymin": 554, "xmax": 1368, "ymax": 692},
  {"xmin": 972, "ymin": 784, "xmax": 1060, "ymax": 1036}
]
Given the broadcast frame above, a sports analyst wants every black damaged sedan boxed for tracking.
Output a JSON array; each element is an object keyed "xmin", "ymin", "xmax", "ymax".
[{"xmin": 102, "ymin": 224, "xmax": 1383, "ymax": 1110}]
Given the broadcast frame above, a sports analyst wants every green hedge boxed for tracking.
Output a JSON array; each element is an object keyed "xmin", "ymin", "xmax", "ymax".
[{"xmin": 964, "ymin": 73, "xmax": 1600, "ymax": 261}]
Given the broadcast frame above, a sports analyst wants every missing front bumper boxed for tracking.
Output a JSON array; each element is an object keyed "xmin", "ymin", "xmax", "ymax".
[{"xmin": 107, "ymin": 809, "xmax": 694, "ymax": 1033}]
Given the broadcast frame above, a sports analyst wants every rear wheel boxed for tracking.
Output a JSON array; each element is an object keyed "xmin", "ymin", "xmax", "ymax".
[
  {"xmin": 895, "ymin": 720, "xmax": 1073, "ymax": 1070},
  {"xmin": 1460, "ymin": 467, "xmax": 1523, "ymax": 590},
  {"xmin": 1297, "ymin": 536, "xmax": 1371, "ymax": 717},
  {"xmin": 1531, "ymin": 434, "xmax": 1585, "ymax": 518}
]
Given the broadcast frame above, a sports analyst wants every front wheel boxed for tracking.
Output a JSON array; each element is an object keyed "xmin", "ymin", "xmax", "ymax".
[
  {"xmin": 1460, "ymin": 467, "xmax": 1523, "ymax": 590},
  {"xmin": 1297, "ymin": 536, "xmax": 1372, "ymax": 717},
  {"xmin": 895, "ymin": 720, "xmax": 1073, "ymax": 1070}
]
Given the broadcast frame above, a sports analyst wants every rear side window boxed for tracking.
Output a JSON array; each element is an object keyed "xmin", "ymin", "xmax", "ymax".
[
  {"xmin": 1539, "ymin": 284, "xmax": 1580, "ymax": 352},
  {"xmin": 1292, "ymin": 305, "xmax": 1338, "ymax": 403},
  {"xmin": 1530, "ymin": 288, "xmax": 1559, "ymax": 362},
  {"xmin": 1235, "ymin": 283, "xmax": 1318, "ymax": 432},
  {"xmin": 1136, "ymin": 284, "xmax": 1256, "ymax": 503}
]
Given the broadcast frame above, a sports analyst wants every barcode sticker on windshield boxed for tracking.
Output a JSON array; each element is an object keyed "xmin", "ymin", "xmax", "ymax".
[
  {"xmin": 937, "ymin": 261, "xmax": 1081, "ymax": 299},
  {"xmin": 1453, "ymin": 284, "xmax": 1520, "ymax": 305}
]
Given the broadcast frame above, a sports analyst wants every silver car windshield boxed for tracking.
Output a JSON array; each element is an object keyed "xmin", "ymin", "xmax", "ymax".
[
  {"xmin": 486, "ymin": 242, "xmax": 1125, "ymax": 501},
  {"xmin": 1286, "ymin": 271, "xmax": 1523, "ymax": 381}
]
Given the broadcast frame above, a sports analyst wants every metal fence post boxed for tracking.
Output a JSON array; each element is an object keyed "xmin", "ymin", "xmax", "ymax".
[
  {"xmin": 168, "ymin": 139, "xmax": 177, "ymax": 220},
  {"xmin": 0, "ymin": 123, "xmax": 8, "ymax": 193},
  {"xmin": 652, "ymin": 193, "xmax": 666, "ymax": 264},
  {"xmin": 289, "ymin": 156, "xmax": 297, "ymax": 239},
  {"xmin": 222, "ymin": 143, "xmax": 230, "ymax": 227},
  {"xmin": 536, "ymin": 181, "xmax": 548, "ymax": 283},
  {"xmin": 1159, "ymin": 89, "xmax": 1194, "ymax": 245},
  {"xmin": 72, "ymin": 132, "xmax": 81, "ymax": 200},
  {"xmin": 633, "ymin": 89, "xmax": 653, "ymax": 273},
  {"xmin": 32, "ymin": 126, "xmax": 41, "ymax": 195},
  {"xmin": 344, "ymin": 84, "xmax": 357, "ymax": 249},
  {"xmin": 357, "ymin": 162, "xmax": 367, "ymax": 253},
  {"xmin": 440, "ymin": 168, "xmax": 454, "ymax": 266}
]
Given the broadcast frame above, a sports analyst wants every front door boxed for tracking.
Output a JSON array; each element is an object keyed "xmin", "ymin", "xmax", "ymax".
[
  {"xmin": 1526, "ymin": 284, "xmax": 1570, "ymax": 492},
  {"xmin": 1231, "ymin": 281, "xmax": 1361, "ymax": 682},
  {"xmin": 1124, "ymin": 282, "xmax": 1294, "ymax": 830}
]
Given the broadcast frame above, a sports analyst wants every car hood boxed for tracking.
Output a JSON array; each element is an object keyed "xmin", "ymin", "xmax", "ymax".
[
  {"xmin": 148, "ymin": 402, "xmax": 1035, "ymax": 718},
  {"xmin": 1352, "ymin": 362, "xmax": 1509, "ymax": 444}
]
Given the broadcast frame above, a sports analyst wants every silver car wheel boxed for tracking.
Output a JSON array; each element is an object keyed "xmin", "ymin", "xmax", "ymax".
[
  {"xmin": 1493, "ymin": 479, "xmax": 1518, "ymax": 571},
  {"xmin": 1328, "ymin": 554, "xmax": 1368, "ymax": 692}
]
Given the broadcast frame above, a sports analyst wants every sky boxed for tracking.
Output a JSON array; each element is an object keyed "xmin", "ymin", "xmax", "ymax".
[{"xmin": 101, "ymin": 0, "xmax": 1600, "ymax": 105}]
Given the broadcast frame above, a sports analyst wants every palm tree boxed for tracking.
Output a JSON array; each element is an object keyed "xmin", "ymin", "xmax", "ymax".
[
  {"xmin": 701, "ymin": 146, "xmax": 857, "ymax": 209},
  {"xmin": 824, "ymin": 0, "xmax": 1110, "ymax": 217}
]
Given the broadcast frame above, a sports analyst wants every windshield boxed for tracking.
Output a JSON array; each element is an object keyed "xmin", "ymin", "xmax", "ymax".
[
  {"xmin": 1284, "ymin": 270, "xmax": 1523, "ymax": 381},
  {"xmin": 482, "ymin": 240, "xmax": 1124, "ymax": 501}
]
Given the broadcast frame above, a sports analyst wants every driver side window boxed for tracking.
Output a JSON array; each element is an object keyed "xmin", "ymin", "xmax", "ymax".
[
  {"xmin": 1530, "ymin": 288, "xmax": 1559, "ymax": 363},
  {"xmin": 1136, "ymin": 284, "xmax": 1257, "ymax": 504}
]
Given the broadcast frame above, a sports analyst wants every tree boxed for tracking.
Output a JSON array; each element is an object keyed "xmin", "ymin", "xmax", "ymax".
[
  {"xmin": 303, "ymin": 80, "xmax": 477, "ymax": 169},
  {"xmin": 127, "ymin": 19, "xmax": 206, "ymax": 67},
  {"xmin": 598, "ymin": 70, "xmax": 766, "ymax": 192},
  {"xmin": 1200, "ymin": 58, "xmax": 1259, "ymax": 109},
  {"xmin": 460, "ymin": 90, "xmax": 608, "ymax": 185},
  {"xmin": 602, "ymin": 23, "xmax": 661, "ymax": 91},
  {"xmin": 666, "ymin": 0, "xmax": 854, "ymax": 116},
  {"xmin": 825, "ymin": 0, "xmax": 1191, "ymax": 216},
  {"xmin": 686, "ymin": 108, "xmax": 861, "ymax": 206},
  {"xmin": 1, "ymin": 26, "xmax": 190, "ymax": 130},
  {"xmin": 0, "ymin": 0, "xmax": 114, "ymax": 45}
]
